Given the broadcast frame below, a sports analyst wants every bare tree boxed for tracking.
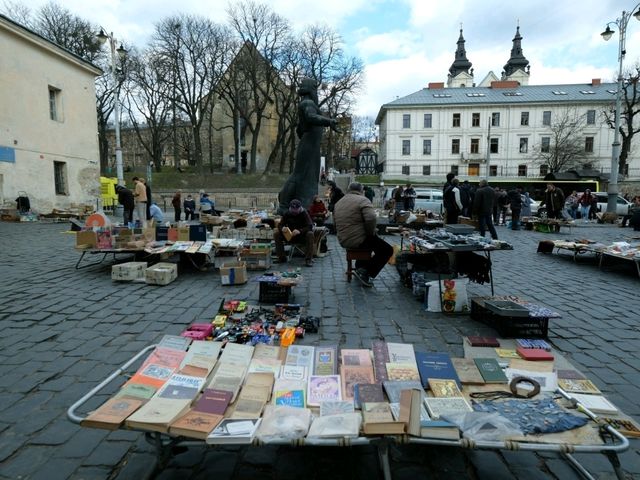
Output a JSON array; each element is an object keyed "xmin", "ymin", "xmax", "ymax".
[
  {"xmin": 121, "ymin": 49, "xmax": 173, "ymax": 172},
  {"xmin": 533, "ymin": 107, "xmax": 593, "ymax": 173},
  {"xmin": 0, "ymin": 1, "xmax": 33, "ymax": 27},
  {"xmin": 603, "ymin": 65, "xmax": 640, "ymax": 175},
  {"xmin": 152, "ymin": 15, "xmax": 231, "ymax": 175},
  {"xmin": 298, "ymin": 24, "xmax": 365, "ymax": 169},
  {"xmin": 225, "ymin": 1, "xmax": 292, "ymax": 173},
  {"xmin": 351, "ymin": 115, "xmax": 378, "ymax": 145}
]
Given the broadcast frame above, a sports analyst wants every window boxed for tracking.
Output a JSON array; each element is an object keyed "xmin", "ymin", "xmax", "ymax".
[
  {"xmin": 586, "ymin": 109, "xmax": 596, "ymax": 125},
  {"xmin": 451, "ymin": 139, "xmax": 460, "ymax": 154},
  {"xmin": 422, "ymin": 139, "xmax": 432, "ymax": 155},
  {"xmin": 542, "ymin": 111, "xmax": 551, "ymax": 126},
  {"xmin": 49, "ymin": 86, "xmax": 62, "ymax": 121},
  {"xmin": 519, "ymin": 138, "xmax": 528, "ymax": 153},
  {"xmin": 540, "ymin": 164, "xmax": 549, "ymax": 176},
  {"xmin": 452, "ymin": 113, "xmax": 461, "ymax": 127},
  {"xmin": 466, "ymin": 93, "xmax": 486, "ymax": 97},
  {"xmin": 422, "ymin": 165, "xmax": 431, "ymax": 175},
  {"xmin": 402, "ymin": 139, "xmax": 410, "ymax": 155},
  {"xmin": 518, "ymin": 164, "xmax": 527, "ymax": 177},
  {"xmin": 491, "ymin": 112, "xmax": 500, "ymax": 127},
  {"xmin": 541, "ymin": 137, "xmax": 550, "ymax": 153},
  {"xmin": 401, "ymin": 165, "xmax": 410, "ymax": 175},
  {"xmin": 490, "ymin": 138, "xmax": 499, "ymax": 154},
  {"xmin": 472, "ymin": 113, "xmax": 480, "ymax": 127},
  {"xmin": 423, "ymin": 113, "xmax": 432, "ymax": 128},
  {"xmin": 402, "ymin": 114, "xmax": 410, "ymax": 128},
  {"xmin": 470, "ymin": 138, "xmax": 480, "ymax": 154},
  {"xmin": 54, "ymin": 161, "xmax": 68, "ymax": 195},
  {"xmin": 520, "ymin": 112, "xmax": 529, "ymax": 126},
  {"xmin": 585, "ymin": 136, "xmax": 594, "ymax": 153},
  {"xmin": 489, "ymin": 165, "xmax": 497, "ymax": 176},
  {"xmin": 451, "ymin": 165, "xmax": 459, "ymax": 175}
]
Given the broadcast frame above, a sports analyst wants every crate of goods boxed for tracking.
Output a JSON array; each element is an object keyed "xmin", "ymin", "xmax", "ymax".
[
  {"xmin": 220, "ymin": 261, "xmax": 248, "ymax": 285},
  {"xmin": 470, "ymin": 297, "xmax": 549, "ymax": 338},
  {"xmin": 214, "ymin": 249, "xmax": 239, "ymax": 268},
  {"xmin": 111, "ymin": 262, "xmax": 148, "ymax": 282},
  {"xmin": 145, "ymin": 262, "xmax": 178, "ymax": 286},
  {"xmin": 259, "ymin": 279, "xmax": 292, "ymax": 303}
]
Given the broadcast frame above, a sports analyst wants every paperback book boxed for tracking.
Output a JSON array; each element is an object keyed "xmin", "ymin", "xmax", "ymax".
[
  {"xmin": 314, "ymin": 346, "xmax": 338, "ymax": 375},
  {"xmin": 361, "ymin": 402, "xmax": 405, "ymax": 435},
  {"xmin": 82, "ymin": 397, "xmax": 144, "ymax": 431},
  {"xmin": 386, "ymin": 343, "xmax": 417, "ymax": 365},
  {"xmin": 382, "ymin": 380, "xmax": 424, "ymax": 404},
  {"xmin": 451, "ymin": 358, "xmax": 485, "ymax": 385},
  {"xmin": 473, "ymin": 358, "xmax": 508, "ymax": 384},
  {"xmin": 424, "ymin": 396, "xmax": 473, "ymax": 419},
  {"xmin": 340, "ymin": 349, "xmax": 373, "ymax": 367},
  {"xmin": 557, "ymin": 379, "xmax": 601, "ymax": 394},
  {"xmin": 206, "ymin": 418, "xmax": 262, "ymax": 445},
  {"xmin": 284, "ymin": 345, "xmax": 315, "ymax": 371},
  {"xmin": 385, "ymin": 363, "xmax": 420, "ymax": 382},
  {"xmin": 319, "ymin": 401, "xmax": 355, "ymax": 417},
  {"xmin": 341, "ymin": 365, "xmax": 375, "ymax": 400},
  {"xmin": 307, "ymin": 375, "xmax": 342, "ymax": 406}
]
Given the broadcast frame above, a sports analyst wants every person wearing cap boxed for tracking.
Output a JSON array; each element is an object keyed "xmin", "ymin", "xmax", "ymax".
[
  {"xmin": 274, "ymin": 199, "xmax": 315, "ymax": 267},
  {"xmin": 333, "ymin": 182, "xmax": 393, "ymax": 287}
]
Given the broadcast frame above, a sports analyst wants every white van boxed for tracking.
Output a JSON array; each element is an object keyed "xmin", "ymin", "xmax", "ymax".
[{"xmin": 382, "ymin": 187, "xmax": 444, "ymax": 214}]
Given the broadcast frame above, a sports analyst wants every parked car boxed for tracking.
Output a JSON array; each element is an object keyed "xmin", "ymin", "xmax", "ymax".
[
  {"xmin": 382, "ymin": 187, "xmax": 444, "ymax": 214},
  {"xmin": 591, "ymin": 192, "xmax": 632, "ymax": 216}
]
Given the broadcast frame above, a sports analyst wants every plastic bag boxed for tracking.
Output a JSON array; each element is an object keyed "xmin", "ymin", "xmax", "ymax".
[
  {"xmin": 425, "ymin": 278, "xmax": 469, "ymax": 313},
  {"xmin": 255, "ymin": 405, "xmax": 311, "ymax": 443},
  {"xmin": 442, "ymin": 411, "xmax": 523, "ymax": 442}
]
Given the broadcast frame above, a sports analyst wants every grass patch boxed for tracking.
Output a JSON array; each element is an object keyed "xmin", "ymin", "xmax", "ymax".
[{"xmin": 119, "ymin": 170, "xmax": 288, "ymax": 190}]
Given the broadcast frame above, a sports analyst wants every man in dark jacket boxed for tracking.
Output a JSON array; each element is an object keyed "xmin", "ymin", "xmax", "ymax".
[
  {"xmin": 507, "ymin": 186, "xmax": 523, "ymax": 230},
  {"xmin": 333, "ymin": 182, "xmax": 393, "ymax": 287},
  {"xmin": 472, "ymin": 179, "xmax": 498, "ymax": 240},
  {"xmin": 541, "ymin": 183, "xmax": 565, "ymax": 219},
  {"xmin": 115, "ymin": 185, "xmax": 135, "ymax": 226},
  {"xmin": 274, "ymin": 199, "xmax": 315, "ymax": 267}
]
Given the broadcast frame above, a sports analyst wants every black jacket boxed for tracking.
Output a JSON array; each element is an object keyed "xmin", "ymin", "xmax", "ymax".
[
  {"xmin": 473, "ymin": 186, "xmax": 495, "ymax": 216},
  {"xmin": 116, "ymin": 187, "xmax": 134, "ymax": 209}
]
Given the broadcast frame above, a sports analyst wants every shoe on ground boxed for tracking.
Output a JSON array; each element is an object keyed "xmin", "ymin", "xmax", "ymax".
[
  {"xmin": 353, "ymin": 268, "xmax": 373, "ymax": 287},
  {"xmin": 305, "ymin": 259, "xmax": 313, "ymax": 267}
]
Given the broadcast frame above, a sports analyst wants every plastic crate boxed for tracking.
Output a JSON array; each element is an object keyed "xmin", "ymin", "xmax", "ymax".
[
  {"xmin": 259, "ymin": 281, "xmax": 291, "ymax": 303},
  {"xmin": 470, "ymin": 298, "xmax": 549, "ymax": 338}
]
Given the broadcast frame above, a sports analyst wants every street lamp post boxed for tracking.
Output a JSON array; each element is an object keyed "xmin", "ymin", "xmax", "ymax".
[
  {"xmin": 600, "ymin": 4, "xmax": 640, "ymax": 213},
  {"xmin": 96, "ymin": 29, "xmax": 127, "ymax": 189}
]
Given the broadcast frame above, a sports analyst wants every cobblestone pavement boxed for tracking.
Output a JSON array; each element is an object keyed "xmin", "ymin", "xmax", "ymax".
[{"xmin": 0, "ymin": 220, "xmax": 639, "ymax": 480}]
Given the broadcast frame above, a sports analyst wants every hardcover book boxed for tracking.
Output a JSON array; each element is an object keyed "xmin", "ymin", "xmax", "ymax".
[
  {"xmin": 180, "ymin": 341, "xmax": 222, "ymax": 375},
  {"xmin": 307, "ymin": 375, "xmax": 342, "ymax": 406},
  {"xmin": 399, "ymin": 388, "xmax": 457, "ymax": 439},
  {"xmin": 466, "ymin": 336, "xmax": 500, "ymax": 347},
  {"xmin": 314, "ymin": 346, "xmax": 338, "ymax": 375},
  {"xmin": 206, "ymin": 418, "xmax": 262, "ymax": 445},
  {"xmin": 361, "ymin": 402, "xmax": 405, "ymax": 435},
  {"xmin": 494, "ymin": 348, "xmax": 519, "ymax": 358},
  {"xmin": 516, "ymin": 347, "xmax": 554, "ymax": 362},
  {"xmin": 473, "ymin": 358, "xmax": 508, "ymax": 384},
  {"xmin": 570, "ymin": 393, "xmax": 618, "ymax": 414},
  {"xmin": 319, "ymin": 401, "xmax": 355, "ymax": 417},
  {"xmin": 127, "ymin": 347, "xmax": 187, "ymax": 389},
  {"xmin": 382, "ymin": 380, "xmax": 424, "ymax": 404},
  {"xmin": 207, "ymin": 364, "xmax": 247, "ymax": 402},
  {"xmin": 158, "ymin": 334, "xmax": 192, "ymax": 351},
  {"xmin": 284, "ymin": 345, "xmax": 315, "ymax": 370},
  {"xmin": 415, "ymin": 352, "xmax": 462, "ymax": 389},
  {"xmin": 191, "ymin": 389, "xmax": 232, "ymax": 415},
  {"xmin": 168, "ymin": 411, "xmax": 224, "ymax": 440},
  {"xmin": 423, "ymin": 396, "xmax": 473, "ymax": 420},
  {"xmin": 230, "ymin": 385, "xmax": 272, "ymax": 419},
  {"xmin": 219, "ymin": 343, "xmax": 255, "ymax": 367},
  {"xmin": 428, "ymin": 379, "xmax": 462, "ymax": 397},
  {"xmin": 371, "ymin": 341, "xmax": 390, "ymax": 383},
  {"xmin": 157, "ymin": 374, "xmax": 205, "ymax": 401},
  {"xmin": 340, "ymin": 349, "xmax": 373, "ymax": 367},
  {"xmin": 279, "ymin": 365, "xmax": 308, "ymax": 381},
  {"xmin": 353, "ymin": 383, "xmax": 384, "ymax": 408},
  {"xmin": 340, "ymin": 365, "xmax": 376, "ymax": 400},
  {"xmin": 557, "ymin": 379, "xmax": 601, "ymax": 395},
  {"xmin": 307, "ymin": 412, "xmax": 362, "ymax": 438},
  {"xmin": 451, "ymin": 358, "xmax": 485, "ymax": 385},
  {"xmin": 125, "ymin": 397, "xmax": 192, "ymax": 433},
  {"xmin": 82, "ymin": 397, "xmax": 144, "ymax": 430},
  {"xmin": 385, "ymin": 363, "xmax": 420, "ymax": 382},
  {"xmin": 509, "ymin": 358, "xmax": 554, "ymax": 373},
  {"xmin": 386, "ymin": 343, "xmax": 416, "ymax": 365}
]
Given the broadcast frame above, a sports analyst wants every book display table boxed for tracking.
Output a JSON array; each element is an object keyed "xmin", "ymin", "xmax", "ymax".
[
  {"xmin": 544, "ymin": 240, "xmax": 640, "ymax": 279},
  {"xmin": 67, "ymin": 336, "xmax": 632, "ymax": 480},
  {"xmin": 74, "ymin": 247, "xmax": 147, "ymax": 270}
]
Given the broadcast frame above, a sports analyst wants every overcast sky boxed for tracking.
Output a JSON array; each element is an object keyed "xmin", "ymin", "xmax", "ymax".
[{"xmin": 9, "ymin": 0, "xmax": 640, "ymax": 117}]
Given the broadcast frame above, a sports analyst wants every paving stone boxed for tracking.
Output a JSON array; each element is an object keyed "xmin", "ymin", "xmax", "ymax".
[
  {"xmin": 82, "ymin": 440, "xmax": 131, "ymax": 466},
  {"xmin": 0, "ymin": 445, "xmax": 55, "ymax": 479},
  {"xmin": 113, "ymin": 451, "xmax": 158, "ymax": 480},
  {"xmin": 30, "ymin": 457, "xmax": 79, "ymax": 480},
  {"xmin": 68, "ymin": 466, "xmax": 113, "ymax": 480},
  {"xmin": 57, "ymin": 429, "xmax": 109, "ymax": 458},
  {"xmin": 467, "ymin": 450, "xmax": 516, "ymax": 479}
]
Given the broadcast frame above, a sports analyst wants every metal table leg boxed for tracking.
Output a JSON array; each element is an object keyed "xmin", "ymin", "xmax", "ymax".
[{"xmin": 377, "ymin": 440, "xmax": 393, "ymax": 480}]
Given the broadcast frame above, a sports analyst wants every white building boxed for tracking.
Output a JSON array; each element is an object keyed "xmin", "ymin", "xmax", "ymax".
[
  {"xmin": 0, "ymin": 14, "xmax": 102, "ymax": 212},
  {"xmin": 375, "ymin": 27, "xmax": 635, "ymax": 182}
]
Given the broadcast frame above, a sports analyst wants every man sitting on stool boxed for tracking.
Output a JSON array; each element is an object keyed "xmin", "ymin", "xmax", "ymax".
[
  {"xmin": 333, "ymin": 182, "xmax": 393, "ymax": 287},
  {"xmin": 274, "ymin": 199, "xmax": 315, "ymax": 267}
]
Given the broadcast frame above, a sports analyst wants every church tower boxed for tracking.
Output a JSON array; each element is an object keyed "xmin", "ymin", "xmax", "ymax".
[
  {"xmin": 447, "ymin": 28, "xmax": 474, "ymax": 88},
  {"xmin": 502, "ymin": 25, "xmax": 530, "ymax": 85}
]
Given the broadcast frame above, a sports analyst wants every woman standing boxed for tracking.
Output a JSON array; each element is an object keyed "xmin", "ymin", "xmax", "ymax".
[
  {"xmin": 578, "ymin": 190, "xmax": 594, "ymax": 223},
  {"xmin": 171, "ymin": 190, "xmax": 182, "ymax": 222}
]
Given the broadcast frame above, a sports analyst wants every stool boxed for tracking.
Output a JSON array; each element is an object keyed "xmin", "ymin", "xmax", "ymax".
[{"xmin": 345, "ymin": 249, "xmax": 373, "ymax": 282}]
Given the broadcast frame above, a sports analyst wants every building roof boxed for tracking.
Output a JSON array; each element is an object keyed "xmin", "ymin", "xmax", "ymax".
[
  {"xmin": 376, "ymin": 81, "xmax": 617, "ymax": 123},
  {"xmin": 0, "ymin": 13, "xmax": 102, "ymax": 75}
]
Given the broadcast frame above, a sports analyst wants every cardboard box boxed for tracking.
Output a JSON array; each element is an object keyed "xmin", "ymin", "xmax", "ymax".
[
  {"xmin": 76, "ymin": 230, "xmax": 97, "ymax": 248},
  {"xmin": 220, "ymin": 261, "xmax": 247, "ymax": 285},
  {"xmin": 241, "ymin": 251, "xmax": 272, "ymax": 270},
  {"xmin": 112, "ymin": 262, "xmax": 148, "ymax": 282},
  {"xmin": 145, "ymin": 262, "xmax": 178, "ymax": 286}
]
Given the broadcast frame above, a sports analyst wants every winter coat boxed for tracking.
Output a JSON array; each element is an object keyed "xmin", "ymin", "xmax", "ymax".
[
  {"xmin": 472, "ymin": 186, "xmax": 495, "ymax": 216},
  {"xmin": 333, "ymin": 191, "xmax": 377, "ymax": 249}
]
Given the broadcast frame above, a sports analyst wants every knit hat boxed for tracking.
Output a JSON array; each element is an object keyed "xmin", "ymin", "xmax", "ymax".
[{"xmin": 289, "ymin": 199, "xmax": 302, "ymax": 212}]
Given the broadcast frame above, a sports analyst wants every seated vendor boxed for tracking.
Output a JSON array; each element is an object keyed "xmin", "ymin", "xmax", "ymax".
[
  {"xmin": 149, "ymin": 202, "xmax": 164, "ymax": 223},
  {"xmin": 274, "ymin": 199, "xmax": 315, "ymax": 267},
  {"xmin": 308, "ymin": 195, "xmax": 329, "ymax": 225}
]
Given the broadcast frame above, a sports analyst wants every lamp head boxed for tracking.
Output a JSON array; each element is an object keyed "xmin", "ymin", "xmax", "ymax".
[
  {"xmin": 601, "ymin": 25, "xmax": 614, "ymax": 41},
  {"xmin": 634, "ymin": 8, "xmax": 640, "ymax": 21},
  {"xmin": 96, "ymin": 29, "xmax": 108, "ymax": 45},
  {"xmin": 117, "ymin": 44, "xmax": 128, "ymax": 60}
]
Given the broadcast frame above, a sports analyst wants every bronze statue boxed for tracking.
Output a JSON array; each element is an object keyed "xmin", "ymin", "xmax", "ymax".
[{"xmin": 278, "ymin": 78, "xmax": 339, "ymax": 214}]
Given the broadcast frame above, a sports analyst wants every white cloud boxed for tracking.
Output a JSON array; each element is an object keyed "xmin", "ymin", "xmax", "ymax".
[{"xmin": 355, "ymin": 30, "xmax": 424, "ymax": 60}]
